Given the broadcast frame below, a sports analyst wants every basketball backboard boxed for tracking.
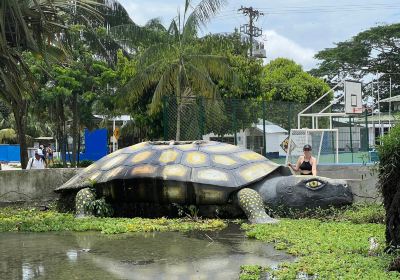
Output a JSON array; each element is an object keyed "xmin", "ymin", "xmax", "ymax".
[{"xmin": 344, "ymin": 80, "xmax": 362, "ymax": 114}]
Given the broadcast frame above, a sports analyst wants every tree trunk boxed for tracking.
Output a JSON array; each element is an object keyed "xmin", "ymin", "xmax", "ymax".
[
  {"xmin": 77, "ymin": 129, "xmax": 81, "ymax": 166},
  {"xmin": 12, "ymin": 101, "xmax": 28, "ymax": 169},
  {"xmin": 57, "ymin": 97, "xmax": 67, "ymax": 167},
  {"xmin": 71, "ymin": 91, "xmax": 78, "ymax": 167}
]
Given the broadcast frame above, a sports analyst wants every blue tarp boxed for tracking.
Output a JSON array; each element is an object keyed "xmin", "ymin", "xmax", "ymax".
[
  {"xmin": 81, "ymin": 128, "xmax": 108, "ymax": 161},
  {"xmin": 66, "ymin": 128, "xmax": 108, "ymax": 161},
  {"xmin": 0, "ymin": 145, "xmax": 21, "ymax": 162}
]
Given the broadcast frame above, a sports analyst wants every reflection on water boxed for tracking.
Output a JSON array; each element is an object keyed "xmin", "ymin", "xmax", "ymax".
[{"xmin": 0, "ymin": 225, "xmax": 294, "ymax": 280}]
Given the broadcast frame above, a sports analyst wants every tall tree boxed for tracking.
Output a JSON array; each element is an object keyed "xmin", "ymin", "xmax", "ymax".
[
  {"xmin": 311, "ymin": 23, "xmax": 400, "ymax": 101},
  {"xmin": 0, "ymin": 0, "xmax": 101, "ymax": 168},
  {"xmin": 114, "ymin": 0, "xmax": 238, "ymax": 140}
]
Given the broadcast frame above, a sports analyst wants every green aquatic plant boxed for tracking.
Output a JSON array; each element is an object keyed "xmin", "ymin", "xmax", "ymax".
[
  {"xmin": 0, "ymin": 208, "xmax": 226, "ymax": 234},
  {"xmin": 242, "ymin": 219, "xmax": 399, "ymax": 279},
  {"xmin": 239, "ymin": 265, "xmax": 270, "ymax": 280}
]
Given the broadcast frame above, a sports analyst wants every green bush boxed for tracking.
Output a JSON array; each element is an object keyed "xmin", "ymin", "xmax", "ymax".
[
  {"xmin": 377, "ymin": 123, "xmax": 400, "ymax": 246},
  {"xmin": 377, "ymin": 123, "xmax": 400, "ymax": 196},
  {"xmin": 48, "ymin": 158, "xmax": 64, "ymax": 168},
  {"xmin": 78, "ymin": 160, "xmax": 94, "ymax": 167},
  {"xmin": 270, "ymin": 203, "xmax": 385, "ymax": 224}
]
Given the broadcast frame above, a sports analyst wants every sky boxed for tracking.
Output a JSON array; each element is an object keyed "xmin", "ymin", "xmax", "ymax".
[{"xmin": 117, "ymin": 0, "xmax": 400, "ymax": 70}]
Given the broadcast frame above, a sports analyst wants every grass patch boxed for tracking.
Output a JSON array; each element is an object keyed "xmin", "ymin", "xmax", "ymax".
[
  {"xmin": 242, "ymin": 204, "xmax": 400, "ymax": 279},
  {"xmin": 0, "ymin": 207, "xmax": 226, "ymax": 234}
]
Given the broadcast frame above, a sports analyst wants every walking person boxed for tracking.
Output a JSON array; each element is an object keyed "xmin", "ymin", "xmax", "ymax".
[
  {"xmin": 47, "ymin": 146, "xmax": 54, "ymax": 166},
  {"xmin": 39, "ymin": 145, "xmax": 47, "ymax": 162},
  {"xmin": 26, "ymin": 149, "xmax": 46, "ymax": 170},
  {"xmin": 288, "ymin": 144, "xmax": 317, "ymax": 176}
]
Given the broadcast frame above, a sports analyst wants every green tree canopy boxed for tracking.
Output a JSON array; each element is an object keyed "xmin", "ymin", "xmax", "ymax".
[
  {"xmin": 262, "ymin": 58, "xmax": 330, "ymax": 103},
  {"xmin": 311, "ymin": 23, "xmax": 400, "ymax": 100}
]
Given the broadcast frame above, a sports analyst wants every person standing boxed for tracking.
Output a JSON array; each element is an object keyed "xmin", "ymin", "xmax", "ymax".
[
  {"xmin": 39, "ymin": 145, "xmax": 47, "ymax": 162},
  {"xmin": 288, "ymin": 144, "xmax": 317, "ymax": 176},
  {"xmin": 26, "ymin": 149, "xmax": 46, "ymax": 170},
  {"xmin": 47, "ymin": 146, "xmax": 54, "ymax": 165}
]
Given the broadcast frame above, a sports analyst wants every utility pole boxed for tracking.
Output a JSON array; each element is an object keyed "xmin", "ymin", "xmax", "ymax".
[{"xmin": 238, "ymin": 6, "xmax": 264, "ymax": 57}]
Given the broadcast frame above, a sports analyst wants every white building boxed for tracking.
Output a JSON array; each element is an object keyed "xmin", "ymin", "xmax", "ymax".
[{"xmin": 202, "ymin": 120, "xmax": 288, "ymax": 157}]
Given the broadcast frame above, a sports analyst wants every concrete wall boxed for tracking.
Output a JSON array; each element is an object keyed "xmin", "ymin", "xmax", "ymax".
[
  {"xmin": 0, "ymin": 165, "xmax": 381, "ymax": 205},
  {"xmin": 318, "ymin": 164, "xmax": 380, "ymax": 203},
  {"xmin": 0, "ymin": 168, "xmax": 80, "ymax": 206}
]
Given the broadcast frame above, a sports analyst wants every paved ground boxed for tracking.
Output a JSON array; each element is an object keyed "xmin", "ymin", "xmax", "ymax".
[{"xmin": 0, "ymin": 163, "xmax": 21, "ymax": 170}]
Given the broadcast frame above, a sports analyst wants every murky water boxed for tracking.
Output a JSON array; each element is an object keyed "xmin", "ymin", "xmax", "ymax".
[{"xmin": 0, "ymin": 225, "xmax": 294, "ymax": 280}]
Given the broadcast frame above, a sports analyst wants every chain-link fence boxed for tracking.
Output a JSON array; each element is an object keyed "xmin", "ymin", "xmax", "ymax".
[{"xmin": 162, "ymin": 96, "xmax": 400, "ymax": 164}]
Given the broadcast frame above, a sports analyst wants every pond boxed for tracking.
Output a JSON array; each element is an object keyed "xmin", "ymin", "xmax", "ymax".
[{"xmin": 0, "ymin": 224, "xmax": 294, "ymax": 280}]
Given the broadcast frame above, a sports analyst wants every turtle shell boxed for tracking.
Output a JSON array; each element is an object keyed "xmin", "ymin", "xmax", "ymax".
[{"xmin": 56, "ymin": 141, "xmax": 284, "ymax": 192}]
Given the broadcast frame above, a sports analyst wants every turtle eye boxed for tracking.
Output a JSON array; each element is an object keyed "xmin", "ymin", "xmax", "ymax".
[{"xmin": 305, "ymin": 180, "xmax": 324, "ymax": 189}]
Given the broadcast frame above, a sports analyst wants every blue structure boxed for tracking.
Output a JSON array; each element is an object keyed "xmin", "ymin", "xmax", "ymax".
[
  {"xmin": 0, "ymin": 144, "xmax": 21, "ymax": 162},
  {"xmin": 66, "ymin": 128, "xmax": 108, "ymax": 161},
  {"xmin": 0, "ymin": 129, "xmax": 108, "ymax": 163},
  {"xmin": 79, "ymin": 128, "xmax": 108, "ymax": 161}
]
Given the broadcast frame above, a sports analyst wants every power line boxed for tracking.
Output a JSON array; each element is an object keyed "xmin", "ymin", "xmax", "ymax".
[
  {"xmin": 257, "ymin": 3, "xmax": 400, "ymax": 10},
  {"xmin": 256, "ymin": 4, "xmax": 400, "ymax": 15}
]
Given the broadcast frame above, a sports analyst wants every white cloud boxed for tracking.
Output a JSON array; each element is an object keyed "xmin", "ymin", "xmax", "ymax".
[
  {"xmin": 262, "ymin": 30, "xmax": 317, "ymax": 70},
  {"xmin": 118, "ymin": 0, "xmax": 182, "ymax": 26}
]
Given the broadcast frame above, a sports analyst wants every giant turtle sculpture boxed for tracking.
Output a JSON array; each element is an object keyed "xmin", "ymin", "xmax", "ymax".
[{"xmin": 55, "ymin": 141, "xmax": 353, "ymax": 223}]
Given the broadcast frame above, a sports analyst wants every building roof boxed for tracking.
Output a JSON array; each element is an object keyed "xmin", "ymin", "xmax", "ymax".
[
  {"xmin": 93, "ymin": 115, "xmax": 131, "ymax": 121},
  {"xmin": 380, "ymin": 95, "xmax": 400, "ymax": 103},
  {"xmin": 34, "ymin": 137, "xmax": 54, "ymax": 140},
  {"xmin": 255, "ymin": 124, "xmax": 288, "ymax": 134}
]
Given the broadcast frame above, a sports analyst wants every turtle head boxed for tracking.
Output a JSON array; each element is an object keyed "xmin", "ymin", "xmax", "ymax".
[{"xmin": 273, "ymin": 175, "xmax": 353, "ymax": 209}]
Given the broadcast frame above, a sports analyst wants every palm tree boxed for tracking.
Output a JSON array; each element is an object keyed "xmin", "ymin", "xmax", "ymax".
[{"xmin": 113, "ymin": 0, "xmax": 237, "ymax": 140}]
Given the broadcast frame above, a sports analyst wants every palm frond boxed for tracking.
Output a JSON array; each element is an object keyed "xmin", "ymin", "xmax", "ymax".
[
  {"xmin": 184, "ymin": 62, "xmax": 217, "ymax": 99},
  {"xmin": 150, "ymin": 64, "xmax": 179, "ymax": 113},
  {"xmin": 187, "ymin": 54, "xmax": 240, "ymax": 87},
  {"xmin": 138, "ymin": 42, "xmax": 177, "ymax": 67},
  {"xmin": 187, "ymin": 0, "xmax": 227, "ymax": 29},
  {"xmin": 119, "ymin": 61, "xmax": 170, "ymax": 104},
  {"xmin": 110, "ymin": 21, "xmax": 168, "ymax": 51},
  {"xmin": 167, "ymin": 18, "xmax": 179, "ymax": 39}
]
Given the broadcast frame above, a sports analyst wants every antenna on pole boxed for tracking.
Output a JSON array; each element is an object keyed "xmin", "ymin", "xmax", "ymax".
[{"xmin": 238, "ymin": 6, "xmax": 264, "ymax": 57}]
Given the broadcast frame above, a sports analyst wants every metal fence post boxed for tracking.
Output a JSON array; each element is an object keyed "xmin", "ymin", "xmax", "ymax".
[
  {"xmin": 288, "ymin": 102, "xmax": 292, "ymax": 132},
  {"xmin": 365, "ymin": 109, "xmax": 369, "ymax": 150},
  {"xmin": 198, "ymin": 97, "xmax": 205, "ymax": 140},
  {"xmin": 262, "ymin": 99, "xmax": 266, "ymax": 156},
  {"xmin": 233, "ymin": 99, "xmax": 237, "ymax": 145},
  {"xmin": 163, "ymin": 96, "xmax": 168, "ymax": 141},
  {"xmin": 349, "ymin": 116, "xmax": 353, "ymax": 163}
]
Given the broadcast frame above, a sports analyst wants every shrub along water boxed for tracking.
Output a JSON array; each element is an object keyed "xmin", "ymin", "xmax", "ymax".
[
  {"xmin": 377, "ymin": 123, "xmax": 400, "ymax": 247},
  {"xmin": 0, "ymin": 208, "xmax": 226, "ymax": 234}
]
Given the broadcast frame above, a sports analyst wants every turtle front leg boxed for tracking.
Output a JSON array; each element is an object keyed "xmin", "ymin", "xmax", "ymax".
[
  {"xmin": 237, "ymin": 188, "xmax": 279, "ymax": 224},
  {"xmin": 75, "ymin": 188, "xmax": 96, "ymax": 218}
]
